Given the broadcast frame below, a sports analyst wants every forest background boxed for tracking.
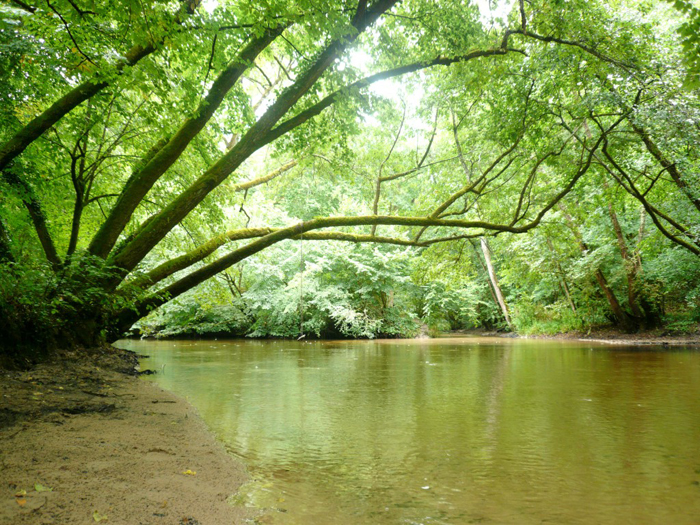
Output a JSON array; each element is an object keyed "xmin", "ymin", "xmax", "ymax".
[{"xmin": 1, "ymin": 0, "xmax": 700, "ymax": 360}]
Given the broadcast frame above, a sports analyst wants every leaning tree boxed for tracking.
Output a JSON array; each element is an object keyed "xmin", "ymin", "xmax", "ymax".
[{"xmin": 0, "ymin": 0, "xmax": 696, "ymax": 358}]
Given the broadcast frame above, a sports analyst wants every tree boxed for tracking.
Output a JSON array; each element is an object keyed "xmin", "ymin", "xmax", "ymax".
[{"xmin": 0, "ymin": 0, "xmax": 697, "ymax": 360}]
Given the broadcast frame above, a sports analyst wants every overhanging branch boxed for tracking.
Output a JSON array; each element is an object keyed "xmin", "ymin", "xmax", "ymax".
[
  {"xmin": 88, "ymin": 24, "xmax": 289, "ymax": 259},
  {"xmin": 0, "ymin": 42, "xmax": 155, "ymax": 173},
  {"xmin": 262, "ymin": 46, "xmax": 519, "ymax": 148},
  {"xmin": 106, "ymin": 0, "xmax": 401, "ymax": 274},
  {"xmin": 119, "ymin": 171, "xmax": 596, "ymax": 326}
]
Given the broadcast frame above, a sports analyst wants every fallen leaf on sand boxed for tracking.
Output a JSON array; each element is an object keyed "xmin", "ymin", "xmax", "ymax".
[
  {"xmin": 20, "ymin": 494, "xmax": 47, "ymax": 511},
  {"xmin": 93, "ymin": 510, "xmax": 108, "ymax": 521},
  {"xmin": 34, "ymin": 483, "xmax": 52, "ymax": 492},
  {"xmin": 15, "ymin": 489, "xmax": 27, "ymax": 497},
  {"xmin": 17, "ymin": 499, "xmax": 26, "ymax": 507},
  {"xmin": 182, "ymin": 470, "xmax": 196, "ymax": 476}
]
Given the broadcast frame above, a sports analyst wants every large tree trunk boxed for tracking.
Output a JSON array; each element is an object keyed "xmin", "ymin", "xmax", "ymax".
[
  {"xmin": 67, "ymin": 195, "xmax": 84, "ymax": 257},
  {"xmin": 607, "ymin": 204, "xmax": 644, "ymax": 317},
  {"xmin": 606, "ymin": 200, "xmax": 661, "ymax": 328},
  {"xmin": 560, "ymin": 205, "xmax": 638, "ymax": 332},
  {"xmin": 106, "ymin": 1, "xmax": 401, "ymax": 275},
  {"xmin": 88, "ymin": 27, "xmax": 288, "ymax": 259},
  {"xmin": 592, "ymin": 269, "xmax": 637, "ymax": 332},
  {"xmin": 1, "ymin": 171, "xmax": 61, "ymax": 268}
]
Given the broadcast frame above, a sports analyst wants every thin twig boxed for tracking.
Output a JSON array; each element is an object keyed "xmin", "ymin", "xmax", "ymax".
[{"xmin": 46, "ymin": 0, "xmax": 96, "ymax": 65}]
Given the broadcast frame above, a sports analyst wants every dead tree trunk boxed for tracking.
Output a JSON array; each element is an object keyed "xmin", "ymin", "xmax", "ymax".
[{"xmin": 480, "ymin": 238, "xmax": 514, "ymax": 330}]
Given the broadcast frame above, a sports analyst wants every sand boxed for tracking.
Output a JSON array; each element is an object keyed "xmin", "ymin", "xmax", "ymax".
[{"xmin": 0, "ymin": 347, "xmax": 253, "ymax": 525}]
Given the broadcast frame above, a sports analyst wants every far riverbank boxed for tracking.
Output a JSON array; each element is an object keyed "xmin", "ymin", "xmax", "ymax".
[
  {"xmin": 479, "ymin": 327, "xmax": 700, "ymax": 346},
  {"xmin": 128, "ymin": 325, "xmax": 700, "ymax": 347}
]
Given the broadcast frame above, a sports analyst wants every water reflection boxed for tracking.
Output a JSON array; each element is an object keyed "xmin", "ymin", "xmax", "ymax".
[{"xmin": 116, "ymin": 338, "xmax": 700, "ymax": 524}]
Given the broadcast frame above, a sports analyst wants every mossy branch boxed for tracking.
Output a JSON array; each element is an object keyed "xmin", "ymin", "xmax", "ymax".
[
  {"xmin": 114, "ymin": 183, "xmax": 590, "ymax": 333},
  {"xmin": 89, "ymin": 26, "xmax": 289, "ymax": 259},
  {"xmin": 0, "ymin": 42, "xmax": 156, "ymax": 173}
]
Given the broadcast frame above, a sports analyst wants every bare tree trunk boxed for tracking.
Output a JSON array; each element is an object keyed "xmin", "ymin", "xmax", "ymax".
[
  {"xmin": 480, "ymin": 237, "xmax": 513, "ymax": 330},
  {"xmin": 453, "ymin": 108, "xmax": 513, "ymax": 330},
  {"xmin": 471, "ymin": 241, "xmax": 501, "ymax": 317}
]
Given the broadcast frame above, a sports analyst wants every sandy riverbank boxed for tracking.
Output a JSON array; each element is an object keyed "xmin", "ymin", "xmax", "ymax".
[{"xmin": 0, "ymin": 346, "xmax": 252, "ymax": 525}]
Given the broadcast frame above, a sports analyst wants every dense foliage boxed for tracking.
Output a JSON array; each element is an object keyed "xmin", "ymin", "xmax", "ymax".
[{"xmin": 1, "ymin": 0, "xmax": 699, "ymax": 359}]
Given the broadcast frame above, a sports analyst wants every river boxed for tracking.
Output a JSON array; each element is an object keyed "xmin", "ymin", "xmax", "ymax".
[{"xmin": 116, "ymin": 337, "xmax": 700, "ymax": 524}]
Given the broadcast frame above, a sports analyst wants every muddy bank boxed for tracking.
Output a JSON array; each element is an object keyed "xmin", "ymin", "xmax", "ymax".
[{"xmin": 0, "ymin": 347, "xmax": 252, "ymax": 524}]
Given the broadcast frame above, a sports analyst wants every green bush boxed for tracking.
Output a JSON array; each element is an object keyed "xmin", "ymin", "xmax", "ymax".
[{"xmin": 0, "ymin": 255, "xmax": 136, "ymax": 363}]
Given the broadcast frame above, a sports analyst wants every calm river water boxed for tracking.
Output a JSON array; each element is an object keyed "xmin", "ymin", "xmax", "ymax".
[{"xmin": 116, "ymin": 337, "xmax": 700, "ymax": 524}]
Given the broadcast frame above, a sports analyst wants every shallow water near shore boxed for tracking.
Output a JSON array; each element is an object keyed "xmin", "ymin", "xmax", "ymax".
[{"xmin": 117, "ymin": 337, "xmax": 700, "ymax": 524}]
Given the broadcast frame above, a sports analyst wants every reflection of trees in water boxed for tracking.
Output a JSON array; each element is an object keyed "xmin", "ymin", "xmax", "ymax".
[
  {"xmin": 484, "ymin": 346, "xmax": 511, "ymax": 456},
  {"xmin": 128, "ymin": 339, "xmax": 700, "ymax": 525}
]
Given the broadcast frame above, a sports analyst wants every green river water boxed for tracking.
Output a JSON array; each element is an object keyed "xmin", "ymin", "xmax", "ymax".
[{"xmin": 116, "ymin": 337, "xmax": 700, "ymax": 524}]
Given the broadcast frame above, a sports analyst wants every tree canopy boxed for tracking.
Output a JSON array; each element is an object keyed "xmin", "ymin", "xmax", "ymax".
[{"xmin": 1, "ymin": 0, "xmax": 699, "ymax": 359}]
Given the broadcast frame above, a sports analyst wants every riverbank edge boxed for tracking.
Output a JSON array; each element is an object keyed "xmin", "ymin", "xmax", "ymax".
[
  {"xmin": 125, "ymin": 327, "xmax": 700, "ymax": 347},
  {"xmin": 0, "ymin": 345, "xmax": 254, "ymax": 525},
  {"xmin": 455, "ymin": 328, "xmax": 700, "ymax": 346}
]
